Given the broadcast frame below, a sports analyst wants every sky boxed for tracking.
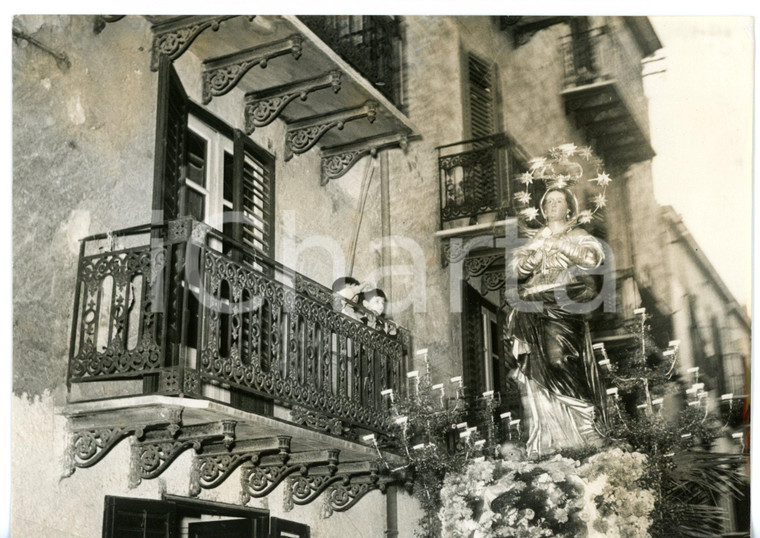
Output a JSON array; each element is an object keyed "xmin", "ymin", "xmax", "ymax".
[{"xmin": 644, "ymin": 16, "xmax": 754, "ymax": 312}]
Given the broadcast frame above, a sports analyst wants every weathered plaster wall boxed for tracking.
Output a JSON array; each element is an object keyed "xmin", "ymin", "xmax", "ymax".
[{"xmin": 13, "ymin": 15, "xmax": 157, "ymax": 399}]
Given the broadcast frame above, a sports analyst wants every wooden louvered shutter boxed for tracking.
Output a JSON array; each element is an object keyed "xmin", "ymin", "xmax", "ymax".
[
  {"xmin": 461, "ymin": 282, "xmax": 486, "ymax": 402},
  {"xmin": 467, "ymin": 53, "xmax": 495, "ymax": 140},
  {"xmin": 102, "ymin": 496, "xmax": 178, "ymax": 538},
  {"xmin": 233, "ymin": 130, "xmax": 275, "ymax": 258},
  {"xmin": 152, "ymin": 55, "xmax": 188, "ymax": 226}
]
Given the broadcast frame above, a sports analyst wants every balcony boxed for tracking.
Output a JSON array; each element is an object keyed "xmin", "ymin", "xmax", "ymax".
[
  {"xmin": 144, "ymin": 15, "xmax": 415, "ymax": 183},
  {"xmin": 63, "ymin": 218, "xmax": 410, "ymax": 509},
  {"xmin": 560, "ymin": 27, "xmax": 655, "ymax": 165},
  {"xmin": 437, "ymin": 133, "xmax": 530, "ymax": 230},
  {"xmin": 298, "ymin": 16, "xmax": 402, "ymax": 109}
]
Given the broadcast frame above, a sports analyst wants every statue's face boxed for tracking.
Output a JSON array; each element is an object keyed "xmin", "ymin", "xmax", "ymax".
[
  {"xmin": 364, "ymin": 296, "xmax": 386, "ymax": 316},
  {"xmin": 543, "ymin": 190, "xmax": 568, "ymax": 221}
]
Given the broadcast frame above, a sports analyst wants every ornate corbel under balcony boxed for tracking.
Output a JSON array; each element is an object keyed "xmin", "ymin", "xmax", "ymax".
[
  {"xmin": 150, "ymin": 16, "xmax": 241, "ymax": 72},
  {"xmin": 129, "ymin": 420, "xmax": 237, "ymax": 488},
  {"xmin": 189, "ymin": 436, "xmax": 291, "ymax": 496},
  {"xmin": 284, "ymin": 101, "xmax": 377, "ymax": 160},
  {"xmin": 323, "ymin": 468, "xmax": 394, "ymax": 513},
  {"xmin": 244, "ymin": 71, "xmax": 343, "ymax": 133},
  {"xmin": 63, "ymin": 406, "xmax": 184, "ymax": 477},
  {"xmin": 463, "ymin": 253, "xmax": 503, "ymax": 280},
  {"xmin": 202, "ymin": 34, "xmax": 304, "ymax": 104},
  {"xmin": 239, "ymin": 448, "xmax": 339, "ymax": 503},
  {"xmin": 480, "ymin": 270, "xmax": 507, "ymax": 294},
  {"xmin": 319, "ymin": 132, "xmax": 410, "ymax": 185}
]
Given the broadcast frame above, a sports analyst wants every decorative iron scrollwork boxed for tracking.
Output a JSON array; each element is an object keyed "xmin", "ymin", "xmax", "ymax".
[
  {"xmin": 285, "ymin": 102, "xmax": 377, "ymax": 159},
  {"xmin": 63, "ymin": 426, "xmax": 141, "ymax": 477},
  {"xmin": 129, "ymin": 421, "xmax": 237, "ymax": 488},
  {"xmin": 240, "ymin": 463, "xmax": 308, "ymax": 503},
  {"xmin": 481, "ymin": 271, "xmax": 507, "ymax": 293},
  {"xmin": 463, "ymin": 254, "xmax": 503, "ymax": 279},
  {"xmin": 324, "ymin": 472, "xmax": 382, "ymax": 513},
  {"xmin": 190, "ymin": 452, "xmax": 251, "ymax": 496},
  {"xmin": 150, "ymin": 16, "xmax": 238, "ymax": 71},
  {"xmin": 244, "ymin": 71, "xmax": 342, "ymax": 133},
  {"xmin": 290, "ymin": 405, "xmax": 344, "ymax": 435},
  {"xmin": 188, "ymin": 435, "xmax": 289, "ymax": 496},
  {"xmin": 320, "ymin": 133, "xmax": 410, "ymax": 185},
  {"xmin": 202, "ymin": 35, "xmax": 303, "ymax": 104}
]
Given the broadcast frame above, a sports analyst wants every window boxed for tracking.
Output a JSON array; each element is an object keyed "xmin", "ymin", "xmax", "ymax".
[
  {"xmin": 102, "ymin": 495, "xmax": 309, "ymax": 538},
  {"xmin": 152, "ymin": 56, "xmax": 275, "ymax": 258},
  {"xmin": 465, "ymin": 52, "xmax": 497, "ymax": 140}
]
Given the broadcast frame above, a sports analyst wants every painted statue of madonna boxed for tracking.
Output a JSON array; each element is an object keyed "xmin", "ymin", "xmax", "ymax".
[{"xmin": 508, "ymin": 145, "xmax": 609, "ymax": 457}]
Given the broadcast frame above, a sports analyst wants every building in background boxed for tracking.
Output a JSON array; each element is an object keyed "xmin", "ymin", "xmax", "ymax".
[{"xmin": 11, "ymin": 15, "xmax": 747, "ymax": 537}]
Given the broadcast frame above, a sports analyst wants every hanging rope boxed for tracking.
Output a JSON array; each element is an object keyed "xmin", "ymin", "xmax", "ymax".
[{"xmin": 347, "ymin": 156, "xmax": 377, "ymax": 277}]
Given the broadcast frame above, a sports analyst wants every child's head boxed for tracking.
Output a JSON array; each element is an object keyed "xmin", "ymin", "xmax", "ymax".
[
  {"xmin": 332, "ymin": 277, "xmax": 361, "ymax": 301},
  {"xmin": 359, "ymin": 288, "xmax": 387, "ymax": 316}
]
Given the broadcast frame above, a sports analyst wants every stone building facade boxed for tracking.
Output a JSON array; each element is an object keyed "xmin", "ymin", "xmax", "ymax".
[{"xmin": 17, "ymin": 14, "xmax": 738, "ymax": 538}]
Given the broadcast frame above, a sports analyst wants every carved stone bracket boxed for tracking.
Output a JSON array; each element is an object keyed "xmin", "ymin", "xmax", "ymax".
[
  {"xmin": 285, "ymin": 101, "xmax": 377, "ymax": 160},
  {"xmin": 202, "ymin": 34, "xmax": 303, "ymax": 104},
  {"xmin": 290, "ymin": 405, "xmax": 344, "ymax": 436},
  {"xmin": 319, "ymin": 133, "xmax": 410, "ymax": 185},
  {"xmin": 244, "ymin": 71, "xmax": 343, "ymax": 133},
  {"xmin": 129, "ymin": 420, "xmax": 237, "ymax": 488},
  {"xmin": 188, "ymin": 436, "xmax": 287, "ymax": 497},
  {"xmin": 150, "ymin": 16, "xmax": 239, "ymax": 71},
  {"xmin": 63, "ymin": 406, "xmax": 184, "ymax": 478}
]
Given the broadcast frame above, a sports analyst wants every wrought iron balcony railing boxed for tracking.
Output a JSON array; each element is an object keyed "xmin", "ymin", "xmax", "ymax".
[
  {"xmin": 437, "ymin": 133, "xmax": 529, "ymax": 229},
  {"xmin": 298, "ymin": 15, "xmax": 402, "ymax": 108},
  {"xmin": 67, "ymin": 218, "xmax": 411, "ymax": 436}
]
